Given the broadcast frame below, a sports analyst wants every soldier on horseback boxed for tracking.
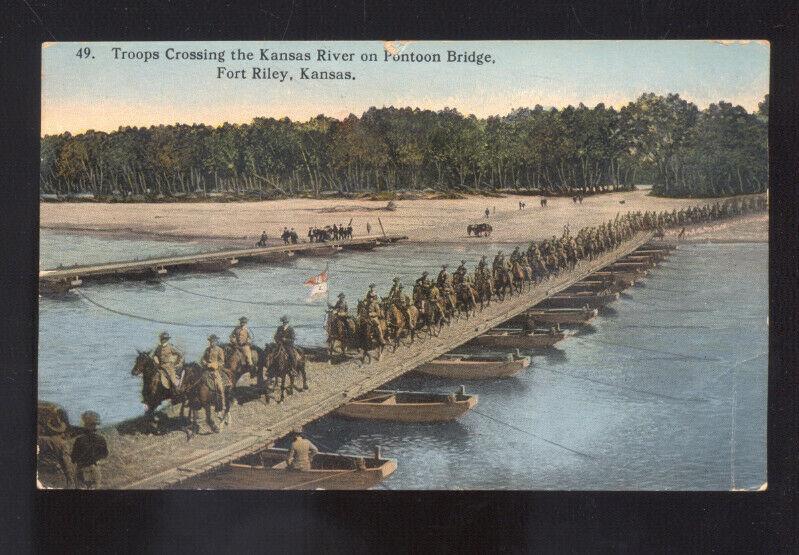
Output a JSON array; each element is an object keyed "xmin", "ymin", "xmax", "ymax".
[
  {"xmin": 493, "ymin": 251, "xmax": 507, "ymax": 274},
  {"xmin": 365, "ymin": 294, "xmax": 387, "ymax": 346},
  {"xmin": 200, "ymin": 334, "xmax": 226, "ymax": 412},
  {"xmin": 152, "ymin": 331, "xmax": 184, "ymax": 393},
  {"xmin": 230, "ymin": 316, "xmax": 255, "ymax": 372},
  {"xmin": 274, "ymin": 316, "xmax": 301, "ymax": 368},
  {"xmin": 414, "ymin": 271, "xmax": 431, "ymax": 303},
  {"xmin": 387, "ymin": 277, "xmax": 403, "ymax": 302},
  {"xmin": 365, "ymin": 283, "xmax": 379, "ymax": 303},
  {"xmin": 436, "ymin": 264, "xmax": 450, "ymax": 288},
  {"xmin": 330, "ymin": 292, "xmax": 349, "ymax": 319},
  {"xmin": 453, "ymin": 260, "xmax": 468, "ymax": 286}
]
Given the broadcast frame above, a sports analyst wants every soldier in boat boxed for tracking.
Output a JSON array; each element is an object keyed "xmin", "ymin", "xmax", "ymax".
[
  {"xmin": 201, "ymin": 334, "xmax": 227, "ymax": 412},
  {"xmin": 453, "ymin": 260, "xmax": 468, "ymax": 285},
  {"xmin": 70, "ymin": 411, "xmax": 108, "ymax": 489},
  {"xmin": 286, "ymin": 428, "xmax": 319, "ymax": 471},
  {"xmin": 152, "ymin": 331, "xmax": 184, "ymax": 394},
  {"xmin": 230, "ymin": 316, "xmax": 255, "ymax": 372}
]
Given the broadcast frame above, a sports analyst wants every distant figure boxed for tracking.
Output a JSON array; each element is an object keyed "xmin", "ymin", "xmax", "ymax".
[
  {"xmin": 540, "ymin": 198, "xmax": 548, "ymax": 208},
  {"xmin": 366, "ymin": 222, "xmax": 372, "ymax": 235},
  {"xmin": 519, "ymin": 201, "xmax": 523, "ymax": 210},
  {"xmin": 485, "ymin": 208, "xmax": 490, "ymax": 218},
  {"xmin": 678, "ymin": 226, "xmax": 686, "ymax": 239},
  {"xmin": 619, "ymin": 200, "xmax": 626, "ymax": 204},
  {"xmin": 493, "ymin": 206, "xmax": 496, "ymax": 214},
  {"xmin": 281, "ymin": 227, "xmax": 290, "ymax": 244},
  {"xmin": 572, "ymin": 196, "xmax": 577, "ymax": 204},
  {"xmin": 578, "ymin": 195, "xmax": 584, "ymax": 204},
  {"xmin": 70, "ymin": 411, "xmax": 108, "ymax": 489},
  {"xmin": 256, "ymin": 230, "xmax": 268, "ymax": 247},
  {"xmin": 286, "ymin": 428, "xmax": 319, "ymax": 471}
]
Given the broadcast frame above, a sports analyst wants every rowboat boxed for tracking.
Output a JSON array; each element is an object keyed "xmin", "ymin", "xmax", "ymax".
[
  {"xmin": 620, "ymin": 254, "xmax": 656, "ymax": 266},
  {"xmin": 39, "ymin": 278, "xmax": 81, "ymax": 296},
  {"xmin": 511, "ymin": 307, "xmax": 598, "ymax": 325},
  {"xmin": 300, "ymin": 245, "xmax": 343, "ymax": 257},
  {"xmin": 469, "ymin": 328, "xmax": 565, "ymax": 349},
  {"xmin": 536, "ymin": 290, "xmax": 619, "ymax": 309},
  {"xmin": 632, "ymin": 248, "xmax": 671, "ymax": 261},
  {"xmin": 565, "ymin": 280, "xmax": 628, "ymax": 294},
  {"xmin": 591, "ymin": 271, "xmax": 638, "ymax": 287},
  {"xmin": 604, "ymin": 261, "xmax": 649, "ymax": 273},
  {"xmin": 416, "ymin": 353, "xmax": 530, "ymax": 379},
  {"xmin": 176, "ymin": 447, "xmax": 396, "ymax": 490},
  {"xmin": 334, "ymin": 389, "xmax": 478, "ymax": 422},
  {"xmin": 342, "ymin": 240, "xmax": 379, "ymax": 251}
]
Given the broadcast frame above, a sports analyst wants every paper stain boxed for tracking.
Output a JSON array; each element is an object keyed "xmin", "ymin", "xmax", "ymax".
[{"xmin": 383, "ymin": 41, "xmax": 415, "ymax": 56}]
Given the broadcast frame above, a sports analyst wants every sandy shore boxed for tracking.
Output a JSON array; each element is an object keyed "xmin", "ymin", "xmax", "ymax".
[
  {"xmin": 41, "ymin": 190, "xmax": 767, "ymax": 245},
  {"xmin": 672, "ymin": 213, "xmax": 768, "ymax": 243}
]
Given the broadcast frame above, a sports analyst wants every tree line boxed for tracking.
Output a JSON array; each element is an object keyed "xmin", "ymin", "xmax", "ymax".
[{"xmin": 40, "ymin": 92, "xmax": 768, "ymax": 200}]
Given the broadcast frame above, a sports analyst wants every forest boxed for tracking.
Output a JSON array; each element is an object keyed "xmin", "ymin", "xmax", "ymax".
[{"xmin": 40, "ymin": 92, "xmax": 768, "ymax": 200}]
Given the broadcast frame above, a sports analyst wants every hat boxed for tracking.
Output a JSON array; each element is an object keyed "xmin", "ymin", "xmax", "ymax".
[
  {"xmin": 208, "ymin": 334, "xmax": 219, "ymax": 342},
  {"xmin": 44, "ymin": 414, "xmax": 68, "ymax": 435},
  {"xmin": 291, "ymin": 427, "xmax": 303, "ymax": 436},
  {"xmin": 441, "ymin": 264, "xmax": 448, "ymax": 269},
  {"xmin": 460, "ymin": 260, "xmax": 466, "ymax": 264},
  {"xmin": 421, "ymin": 271, "xmax": 428, "ymax": 276},
  {"xmin": 81, "ymin": 411, "xmax": 101, "ymax": 429},
  {"xmin": 280, "ymin": 315, "xmax": 289, "ymax": 323},
  {"xmin": 338, "ymin": 292, "xmax": 346, "ymax": 298},
  {"xmin": 239, "ymin": 316, "xmax": 248, "ymax": 323},
  {"xmin": 159, "ymin": 331, "xmax": 170, "ymax": 340},
  {"xmin": 369, "ymin": 283, "xmax": 376, "ymax": 288},
  {"xmin": 393, "ymin": 277, "xmax": 400, "ymax": 282}
]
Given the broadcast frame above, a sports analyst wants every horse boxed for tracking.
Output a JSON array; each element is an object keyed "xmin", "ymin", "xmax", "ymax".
[
  {"xmin": 384, "ymin": 302, "xmax": 418, "ymax": 350},
  {"xmin": 474, "ymin": 273, "xmax": 493, "ymax": 309},
  {"xmin": 440, "ymin": 288, "xmax": 458, "ymax": 323},
  {"xmin": 325, "ymin": 311, "xmax": 358, "ymax": 358},
  {"xmin": 493, "ymin": 267, "xmax": 513, "ymax": 301},
  {"xmin": 354, "ymin": 316, "xmax": 386, "ymax": 363},
  {"xmin": 222, "ymin": 342, "xmax": 265, "ymax": 392},
  {"xmin": 416, "ymin": 295, "xmax": 446, "ymax": 337},
  {"xmin": 178, "ymin": 362, "xmax": 221, "ymax": 436},
  {"xmin": 455, "ymin": 281, "xmax": 478, "ymax": 318},
  {"xmin": 130, "ymin": 352, "xmax": 219, "ymax": 435},
  {"xmin": 510, "ymin": 261, "xmax": 529, "ymax": 293},
  {"xmin": 261, "ymin": 343, "xmax": 307, "ymax": 403}
]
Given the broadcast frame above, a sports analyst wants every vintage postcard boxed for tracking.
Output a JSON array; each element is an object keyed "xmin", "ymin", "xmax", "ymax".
[{"xmin": 37, "ymin": 40, "xmax": 768, "ymax": 490}]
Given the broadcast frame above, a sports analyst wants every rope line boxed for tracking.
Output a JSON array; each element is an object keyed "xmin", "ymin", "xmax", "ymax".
[
  {"xmin": 469, "ymin": 407, "xmax": 597, "ymax": 459},
  {"xmin": 76, "ymin": 290, "xmax": 320, "ymax": 330},
  {"xmin": 571, "ymin": 336, "xmax": 722, "ymax": 362},
  {"xmin": 160, "ymin": 280, "xmax": 315, "ymax": 308},
  {"xmin": 540, "ymin": 366, "xmax": 710, "ymax": 403}
]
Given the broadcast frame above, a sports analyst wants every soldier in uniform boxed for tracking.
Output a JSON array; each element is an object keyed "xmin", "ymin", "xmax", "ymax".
[
  {"xmin": 492, "ymin": 251, "xmax": 506, "ymax": 274},
  {"xmin": 436, "ymin": 264, "xmax": 450, "ymax": 289},
  {"xmin": 37, "ymin": 410, "xmax": 75, "ymax": 488},
  {"xmin": 70, "ymin": 411, "xmax": 108, "ymax": 490},
  {"xmin": 366, "ymin": 295, "xmax": 386, "ymax": 345},
  {"xmin": 286, "ymin": 428, "xmax": 319, "ymax": 471},
  {"xmin": 230, "ymin": 316, "xmax": 255, "ymax": 371},
  {"xmin": 274, "ymin": 315, "xmax": 301, "ymax": 368},
  {"xmin": 453, "ymin": 260, "xmax": 468, "ymax": 285},
  {"xmin": 414, "ymin": 271, "xmax": 431, "ymax": 303},
  {"xmin": 152, "ymin": 331, "xmax": 184, "ymax": 393},
  {"xmin": 387, "ymin": 277, "xmax": 403, "ymax": 302},
  {"xmin": 330, "ymin": 292, "xmax": 348, "ymax": 318},
  {"xmin": 201, "ymin": 334, "xmax": 226, "ymax": 413},
  {"xmin": 365, "ymin": 283, "xmax": 379, "ymax": 303}
]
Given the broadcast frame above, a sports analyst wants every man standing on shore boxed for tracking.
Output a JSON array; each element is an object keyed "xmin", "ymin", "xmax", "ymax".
[{"xmin": 70, "ymin": 411, "xmax": 108, "ymax": 489}]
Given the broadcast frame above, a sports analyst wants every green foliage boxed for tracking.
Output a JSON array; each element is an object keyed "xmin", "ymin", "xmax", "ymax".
[{"xmin": 40, "ymin": 94, "xmax": 768, "ymax": 199}]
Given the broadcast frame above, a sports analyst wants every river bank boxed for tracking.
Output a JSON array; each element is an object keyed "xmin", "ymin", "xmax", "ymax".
[{"xmin": 40, "ymin": 190, "xmax": 767, "ymax": 246}]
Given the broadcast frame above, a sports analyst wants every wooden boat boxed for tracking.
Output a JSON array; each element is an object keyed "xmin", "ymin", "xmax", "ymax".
[
  {"xmin": 342, "ymin": 240, "xmax": 379, "ymax": 251},
  {"xmin": 300, "ymin": 245, "xmax": 343, "ymax": 257},
  {"xmin": 565, "ymin": 280, "xmax": 628, "ymax": 294},
  {"xmin": 591, "ymin": 271, "xmax": 638, "ymax": 287},
  {"xmin": 536, "ymin": 290, "xmax": 619, "ymax": 309},
  {"xmin": 605, "ymin": 261, "xmax": 649, "ymax": 272},
  {"xmin": 39, "ymin": 278, "xmax": 81, "ymax": 296},
  {"xmin": 469, "ymin": 328, "xmax": 565, "ymax": 349},
  {"xmin": 416, "ymin": 354, "xmax": 530, "ymax": 379},
  {"xmin": 334, "ymin": 389, "xmax": 478, "ymax": 422},
  {"xmin": 176, "ymin": 447, "xmax": 396, "ymax": 490},
  {"xmin": 620, "ymin": 254, "xmax": 656, "ymax": 266},
  {"xmin": 642, "ymin": 241, "xmax": 677, "ymax": 250},
  {"xmin": 632, "ymin": 248, "xmax": 671, "ymax": 261},
  {"xmin": 186, "ymin": 258, "xmax": 238, "ymax": 272},
  {"xmin": 515, "ymin": 307, "xmax": 598, "ymax": 325}
]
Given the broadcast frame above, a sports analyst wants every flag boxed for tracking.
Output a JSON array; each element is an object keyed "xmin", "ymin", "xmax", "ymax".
[{"xmin": 305, "ymin": 269, "xmax": 329, "ymax": 303}]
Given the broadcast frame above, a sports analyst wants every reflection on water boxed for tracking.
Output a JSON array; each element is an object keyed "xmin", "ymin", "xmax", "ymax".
[{"xmin": 38, "ymin": 233, "xmax": 767, "ymax": 490}]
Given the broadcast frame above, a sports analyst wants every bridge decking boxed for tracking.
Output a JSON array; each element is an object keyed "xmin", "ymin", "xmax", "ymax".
[
  {"xmin": 39, "ymin": 234, "xmax": 407, "ymax": 282},
  {"xmin": 45, "ymin": 233, "xmax": 658, "ymax": 489}
]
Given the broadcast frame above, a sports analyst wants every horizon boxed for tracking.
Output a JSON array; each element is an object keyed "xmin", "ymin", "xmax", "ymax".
[{"xmin": 42, "ymin": 40, "xmax": 769, "ymax": 136}]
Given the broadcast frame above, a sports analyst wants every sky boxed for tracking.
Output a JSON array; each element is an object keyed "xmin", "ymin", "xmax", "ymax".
[{"xmin": 41, "ymin": 40, "xmax": 769, "ymax": 136}]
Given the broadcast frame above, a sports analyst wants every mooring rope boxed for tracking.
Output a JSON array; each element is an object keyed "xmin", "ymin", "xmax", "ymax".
[
  {"xmin": 539, "ymin": 366, "xmax": 710, "ymax": 403},
  {"xmin": 469, "ymin": 407, "xmax": 597, "ymax": 459},
  {"xmin": 76, "ymin": 290, "xmax": 320, "ymax": 330},
  {"xmin": 571, "ymin": 336, "xmax": 722, "ymax": 362},
  {"xmin": 160, "ymin": 280, "xmax": 316, "ymax": 308}
]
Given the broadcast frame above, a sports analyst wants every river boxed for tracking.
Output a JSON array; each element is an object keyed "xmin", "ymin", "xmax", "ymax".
[{"xmin": 39, "ymin": 231, "xmax": 767, "ymax": 490}]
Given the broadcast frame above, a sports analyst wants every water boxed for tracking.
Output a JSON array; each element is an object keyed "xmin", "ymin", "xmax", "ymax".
[{"xmin": 38, "ymin": 233, "xmax": 767, "ymax": 490}]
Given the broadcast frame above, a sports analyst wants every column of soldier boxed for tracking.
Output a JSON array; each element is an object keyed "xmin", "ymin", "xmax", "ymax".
[{"xmin": 327, "ymin": 196, "xmax": 767, "ymax": 353}]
